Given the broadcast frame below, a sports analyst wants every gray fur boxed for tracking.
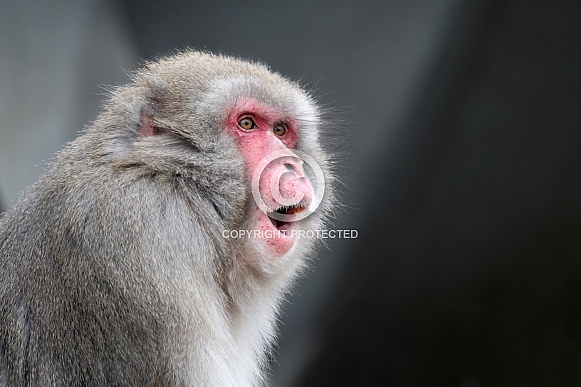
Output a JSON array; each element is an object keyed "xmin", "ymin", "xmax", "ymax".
[{"xmin": 0, "ymin": 50, "xmax": 333, "ymax": 386}]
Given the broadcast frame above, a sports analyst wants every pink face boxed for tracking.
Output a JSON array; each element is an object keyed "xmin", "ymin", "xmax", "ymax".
[{"xmin": 225, "ymin": 98, "xmax": 315, "ymax": 257}]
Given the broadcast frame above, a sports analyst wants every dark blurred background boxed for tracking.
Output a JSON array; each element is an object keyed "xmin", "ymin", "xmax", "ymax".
[{"xmin": 2, "ymin": 1, "xmax": 581, "ymax": 386}]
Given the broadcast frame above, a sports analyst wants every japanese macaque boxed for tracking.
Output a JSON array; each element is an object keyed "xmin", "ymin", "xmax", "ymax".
[{"xmin": 0, "ymin": 51, "xmax": 334, "ymax": 386}]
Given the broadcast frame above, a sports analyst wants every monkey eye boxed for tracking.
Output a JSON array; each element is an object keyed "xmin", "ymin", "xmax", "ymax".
[
  {"xmin": 273, "ymin": 122, "xmax": 287, "ymax": 137},
  {"xmin": 238, "ymin": 117, "xmax": 256, "ymax": 130}
]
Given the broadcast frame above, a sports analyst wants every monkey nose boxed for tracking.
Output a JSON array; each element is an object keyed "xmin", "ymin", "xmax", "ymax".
[{"xmin": 282, "ymin": 157, "xmax": 305, "ymax": 178}]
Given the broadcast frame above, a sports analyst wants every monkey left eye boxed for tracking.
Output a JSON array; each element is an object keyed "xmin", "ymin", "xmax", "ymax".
[
  {"xmin": 238, "ymin": 117, "xmax": 256, "ymax": 130},
  {"xmin": 273, "ymin": 123, "xmax": 287, "ymax": 137}
]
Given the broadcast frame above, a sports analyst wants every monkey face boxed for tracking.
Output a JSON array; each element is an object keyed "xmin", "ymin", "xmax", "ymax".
[{"xmin": 225, "ymin": 97, "xmax": 316, "ymax": 257}]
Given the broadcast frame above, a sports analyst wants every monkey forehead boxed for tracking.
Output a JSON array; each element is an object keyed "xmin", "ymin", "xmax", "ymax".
[
  {"xmin": 142, "ymin": 51, "xmax": 317, "ymax": 120},
  {"xmin": 202, "ymin": 75, "xmax": 318, "ymax": 125}
]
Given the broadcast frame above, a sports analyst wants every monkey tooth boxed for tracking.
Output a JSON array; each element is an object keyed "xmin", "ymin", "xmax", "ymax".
[
  {"xmin": 272, "ymin": 204, "xmax": 306, "ymax": 216},
  {"xmin": 266, "ymin": 203, "xmax": 308, "ymax": 230},
  {"xmin": 288, "ymin": 206, "xmax": 304, "ymax": 215}
]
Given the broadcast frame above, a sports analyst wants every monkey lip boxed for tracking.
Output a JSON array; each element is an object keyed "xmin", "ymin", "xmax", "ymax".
[{"xmin": 256, "ymin": 210, "xmax": 297, "ymax": 257}]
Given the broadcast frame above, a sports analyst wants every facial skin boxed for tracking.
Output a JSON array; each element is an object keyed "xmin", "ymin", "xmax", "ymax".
[{"xmin": 225, "ymin": 98, "xmax": 315, "ymax": 257}]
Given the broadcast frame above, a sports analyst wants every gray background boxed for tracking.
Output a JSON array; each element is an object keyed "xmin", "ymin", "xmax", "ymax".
[{"xmin": 1, "ymin": 1, "xmax": 581, "ymax": 385}]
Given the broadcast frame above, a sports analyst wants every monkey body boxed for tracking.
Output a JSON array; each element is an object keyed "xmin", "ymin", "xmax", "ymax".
[{"xmin": 0, "ymin": 52, "xmax": 332, "ymax": 386}]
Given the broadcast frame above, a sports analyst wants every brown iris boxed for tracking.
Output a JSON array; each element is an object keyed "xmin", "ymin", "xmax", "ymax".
[
  {"xmin": 238, "ymin": 117, "xmax": 256, "ymax": 130},
  {"xmin": 273, "ymin": 123, "xmax": 287, "ymax": 136}
]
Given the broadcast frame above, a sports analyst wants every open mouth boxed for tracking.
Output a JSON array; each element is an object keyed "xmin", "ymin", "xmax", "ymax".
[{"xmin": 268, "ymin": 204, "xmax": 307, "ymax": 231}]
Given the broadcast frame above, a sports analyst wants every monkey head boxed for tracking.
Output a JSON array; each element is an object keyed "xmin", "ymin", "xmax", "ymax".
[{"xmin": 95, "ymin": 51, "xmax": 333, "ymax": 277}]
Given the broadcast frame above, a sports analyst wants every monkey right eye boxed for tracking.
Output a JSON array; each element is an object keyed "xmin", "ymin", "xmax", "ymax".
[{"xmin": 238, "ymin": 117, "xmax": 256, "ymax": 130}]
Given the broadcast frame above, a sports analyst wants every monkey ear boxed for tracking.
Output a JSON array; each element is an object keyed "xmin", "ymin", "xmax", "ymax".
[
  {"xmin": 135, "ymin": 84, "xmax": 170, "ymax": 136},
  {"xmin": 137, "ymin": 113, "xmax": 169, "ymax": 137}
]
